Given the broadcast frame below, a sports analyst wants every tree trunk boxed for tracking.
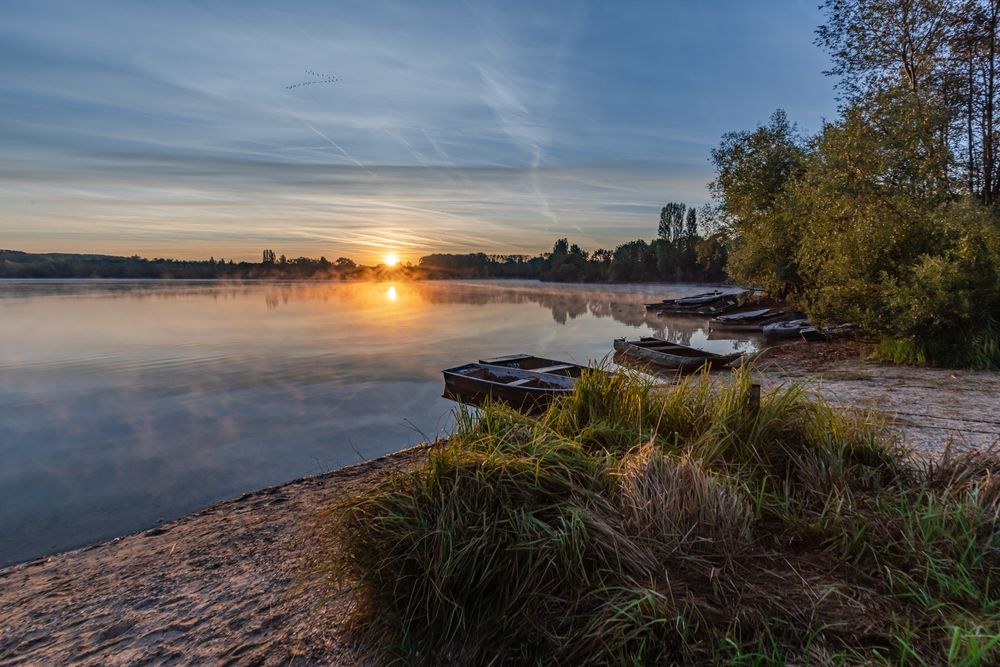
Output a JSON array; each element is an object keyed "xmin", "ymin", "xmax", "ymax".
[{"xmin": 984, "ymin": 1, "xmax": 998, "ymax": 205}]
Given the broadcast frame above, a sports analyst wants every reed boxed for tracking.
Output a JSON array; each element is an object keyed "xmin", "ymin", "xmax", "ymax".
[{"xmin": 322, "ymin": 367, "xmax": 1000, "ymax": 665}]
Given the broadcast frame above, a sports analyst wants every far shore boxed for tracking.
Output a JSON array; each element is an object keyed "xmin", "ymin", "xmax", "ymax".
[{"xmin": 2, "ymin": 344, "xmax": 998, "ymax": 664}]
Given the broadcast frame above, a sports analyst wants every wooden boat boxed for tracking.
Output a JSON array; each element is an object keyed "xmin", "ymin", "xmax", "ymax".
[
  {"xmin": 645, "ymin": 290, "xmax": 723, "ymax": 310},
  {"xmin": 708, "ymin": 307, "xmax": 773, "ymax": 331},
  {"xmin": 798, "ymin": 323, "xmax": 855, "ymax": 341},
  {"xmin": 660, "ymin": 296, "xmax": 740, "ymax": 316},
  {"xmin": 612, "ymin": 337, "xmax": 743, "ymax": 371},
  {"xmin": 479, "ymin": 353, "xmax": 589, "ymax": 378},
  {"xmin": 442, "ymin": 363, "xmax": 576, "ymax": 410},
  {"xmin": 646, "ymin": 291, "xmax": 744, "ymax": 316},
  {"xmin": 762, "ymin": 318, "xmax": 813, "ymax": 339},
  {"xmin": 709, "ymin": 309, "xmax": 805, "ymax": 332}
]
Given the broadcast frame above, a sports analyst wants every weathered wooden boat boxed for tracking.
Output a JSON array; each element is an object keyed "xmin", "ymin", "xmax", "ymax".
[
  {"xmin": 646, "ymin": 291, "xmax": 745, "ymax": 316},
  {"xmin": 645, "ymin": 290, "xmax": 723, "ymax": 310},
  {"xmin": 442, "ymin": 363, "xmax": 576, "ymax": 409},
  {"xmin": 661, "ymin": 296, "xmax": 740, "ymax": 316},
  {"xmin": 798, "ymin": 323, "xmax": 855, "ymax": 341},
  {"xmin": 479, "ymin": 353, "xmax": 589, "ymax": 378},
  {"xmin": 708, "ymin": 307, "xmax": 774, "ymax": 331},
  {"xmin": 762, "ymin": 318, "xmax": 813, "ymax": 339},
  {"xmin": 612, "ymin": 337, "xmax": 743, "ymax": 371},
  {"xmin": 709, "ymin": 309, "xmax": 805, "ymax": 332}
]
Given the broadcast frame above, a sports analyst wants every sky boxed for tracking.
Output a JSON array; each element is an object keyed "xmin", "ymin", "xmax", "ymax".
[{"xmin": 0, "ymin": 0, "xmax": 837, "ymax": 264}]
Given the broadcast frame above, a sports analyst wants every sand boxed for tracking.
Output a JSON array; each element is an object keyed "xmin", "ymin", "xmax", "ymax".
[
  {"xmin": 1, "ymin": 343, "xmax": 998, "ymax": 665},
  {"xmin": 757, "ymin": 340, "xmax": 1000, "ymax": 455},
  {"xmin": 0, "ymin": 447, "xmax": 428, "ymax": 666}
]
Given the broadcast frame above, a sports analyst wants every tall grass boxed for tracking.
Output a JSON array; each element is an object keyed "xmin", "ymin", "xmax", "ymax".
[{"xmin": 323, "ymin": 368, "xmax": 1000, "ymax": 665}]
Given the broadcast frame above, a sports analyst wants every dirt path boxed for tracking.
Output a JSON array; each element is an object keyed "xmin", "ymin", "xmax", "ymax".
[
  {"xmin": 0, "ymin": 447, "xmax": 427, "ymax": 666},
  {"xmin": 757, "ymin": 340, "xmax": 1000, "ymax": 455}
]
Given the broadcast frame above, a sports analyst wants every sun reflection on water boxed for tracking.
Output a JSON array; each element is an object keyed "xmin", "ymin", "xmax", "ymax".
[{"xmin": 384, "ymin": 285, "xmax": 398, "ymax": 302}]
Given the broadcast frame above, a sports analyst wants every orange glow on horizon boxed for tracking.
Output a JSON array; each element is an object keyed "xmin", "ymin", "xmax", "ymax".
[{"xmin": 383, "ymin": 253, "xmax": 399, "ymax": 267}]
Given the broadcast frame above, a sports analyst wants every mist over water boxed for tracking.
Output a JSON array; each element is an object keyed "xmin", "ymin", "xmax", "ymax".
[{"xmin": 0, "ymin": 279, "xmax": 755, "ymax": 565}]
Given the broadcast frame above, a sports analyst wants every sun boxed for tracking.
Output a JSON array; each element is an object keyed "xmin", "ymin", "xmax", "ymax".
[{"xmin": 383, "ymin": 253, "xmax": 399, "ymax": 267}]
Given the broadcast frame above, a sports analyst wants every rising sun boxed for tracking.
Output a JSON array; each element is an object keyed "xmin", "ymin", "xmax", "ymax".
[{"xmin": 383, "ymin": 253, "xmax": 399, "ymax": 267}]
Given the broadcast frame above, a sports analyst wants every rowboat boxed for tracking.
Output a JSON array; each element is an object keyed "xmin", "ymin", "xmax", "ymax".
[
  {"xmin": 762, "ymin": 318, "xmax": 813, "ymax": 339},
  {"xmin": 661, "ymin": 296, "xmax": 739, "ymax": 316},
  {"xmin": 645, "ymin": 291, "xmax": 743, "ymax": 316},
  {"xmin": 709, "ymin": 309, "xmax": 803, "ymax": 332},
  {"xmin": 479, "ymin": 353, "xmax": 589, "ymax": 378},
  {"xmin": 645, "ymin": 290, "xmax": 721, "ymax": 308},
  {"xmin": 762, "ymin": 319, "xmax": 855, "ymax": 341},
  {"xmin": 612, "ymin": 337, "xmax": 743, "ymax": 371},
  {"xmin": 442, "ymin": 363, "xmax": 576, "ymax": 410}
]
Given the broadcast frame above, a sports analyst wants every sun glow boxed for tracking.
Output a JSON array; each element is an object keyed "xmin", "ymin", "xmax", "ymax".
[
  {"xmin": 383, "ymin": 253, "xmax": 399, "ymax": 267},
  {"xmin": 384, "ymin": 285, "xmax": 398, "ymax": 301}
]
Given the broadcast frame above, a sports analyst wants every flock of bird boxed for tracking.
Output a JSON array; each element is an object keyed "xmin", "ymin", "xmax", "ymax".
[{"xmin": 285, "ymin": 69, "xmax": 340, "ymax": 90}]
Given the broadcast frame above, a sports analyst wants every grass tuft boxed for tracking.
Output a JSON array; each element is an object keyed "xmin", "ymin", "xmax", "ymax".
[{"xmin": 322, "ymin": 367, "xmax": 1000, "ymax": 665}]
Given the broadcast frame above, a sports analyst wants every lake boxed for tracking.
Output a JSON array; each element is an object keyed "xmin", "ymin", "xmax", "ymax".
[{"xmin": 0, "ymin": 279, "xmax": 755, "ymax": 566}]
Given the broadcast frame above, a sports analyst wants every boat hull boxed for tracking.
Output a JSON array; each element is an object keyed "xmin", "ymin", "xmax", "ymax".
[
  {"xmin": 442, "ymin": 363, "xmax": 574, "ymax": 411},
  {"xmin": 612, "ymin": 338, "xmax": 742, "ymax": 371},
  {"xmin": 479, "ymin": 354, "xmax": 586, "ymax": 378}
]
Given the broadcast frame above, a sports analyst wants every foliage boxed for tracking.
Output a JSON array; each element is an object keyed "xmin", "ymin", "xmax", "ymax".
[
  {"xmin": 0, "ymin": 248, "xmax": 420, "ymax": 280},
  {"xmin": 709, "ymin": 111, "xmax": 806, "ymax": 297},
  {"xmin": 536, "ymin": 203, "xmax": 726, "ymax": 284},
  {"xmin": 326, "ymin": 369, "xmax": 1000, "ymax": 664},
  {"xmin": 709, "ymin": 0, "xmax": 1000, "ymax": 367},
  {"xmin": 417, "ymin": 252, "xmax": 542, "ymax": 279}
]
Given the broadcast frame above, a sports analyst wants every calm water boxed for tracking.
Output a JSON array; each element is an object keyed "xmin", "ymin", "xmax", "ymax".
[{"xmin": 0, "ymin": 279, "xmax": 755, "ymax": 566}]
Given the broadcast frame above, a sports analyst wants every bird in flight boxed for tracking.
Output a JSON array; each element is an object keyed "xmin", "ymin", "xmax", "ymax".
[{"xmin": 285, "ymin": 69, "xmax": 340, "ymax": 90}]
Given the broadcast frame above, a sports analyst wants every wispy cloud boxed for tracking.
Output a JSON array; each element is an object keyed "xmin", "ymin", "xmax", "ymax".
[{"xmin": 0, "ymin": 0, "xmax": 836, "ymax": 261}]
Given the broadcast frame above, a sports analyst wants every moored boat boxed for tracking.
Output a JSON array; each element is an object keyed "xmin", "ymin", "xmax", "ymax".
[
  {"xmin": 643, "ymin": 290, "xmax": 721, "ymax": 309},
  {"xmin": 612, "ymin": 337, "xmax": 743, "ymax": 371},
  {"xmin": 709, "ymin": 309, "xmax": 803, "ymax": 332},
  {"xmin": 479, "ymin": 353, "xmax": 589, "ymax": 378},
  {"xmin": 762, "ymin": 318, "xmax": 813, "ymax": 339},
  {"xmin": 645, "ymin": 290, "xmax": 744, "ymax": 316},
  {"xmin": 442, "ymin": 363, "xmax": 576, "ymax": 410}
]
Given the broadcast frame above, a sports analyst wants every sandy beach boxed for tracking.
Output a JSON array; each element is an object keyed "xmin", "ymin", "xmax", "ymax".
[
  {"xmin": 0, "ymin": 447, "xmax": 428, "ymax": 666},
  {"xmin": 2, "ymin": 344, "xmax": 998, "ymax": 665}
]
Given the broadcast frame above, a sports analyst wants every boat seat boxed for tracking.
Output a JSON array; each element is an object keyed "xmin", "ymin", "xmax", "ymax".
[
  {"xmin": 534, "ymin": 364, "xmax": 573, "ymax": 373},
  {"xmin": 506, "ymin": 378, "xmax": 534, "ymax": 386}
]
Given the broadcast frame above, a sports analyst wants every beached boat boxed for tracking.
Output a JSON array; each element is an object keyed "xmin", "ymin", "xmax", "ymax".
[
  {"xmin": 662, "ymin": 296, "xmax": 740, "ymax": 316},
  {"xmin": 645, "ymin": 290, "xmax": 722, "ymax": 309},
  {"xmin": 645, "ymin": 291, "xmax": 743, "ymax": 316},
  {"xmin": 479, "ymin": 353, "xmax": 589, "ymax": 377},
  {"xmin": 709, "ymin": 309, "xmax": 803, "ymax": 332},
  {"xmin": 798, "ymin": 323, "xmax": 855, "ymax": 341},
  {"xmin": 612, "ymin": 337, "xmax": 743, "ymax": 371},
  {"xmin": 762, "ymin": 318, "xmax": 813, "ymax": 340},
  {"xmin": 442, "ymin": 363, "xmax": 576, "ymax": 409}
]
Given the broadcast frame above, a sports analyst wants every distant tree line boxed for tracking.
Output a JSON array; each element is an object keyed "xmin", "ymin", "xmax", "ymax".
[
  {"xmin": 0, "ymin": 249, "xmax": 418, "ymax": 280},
  {"xmin": 534, "ymin": 203, "xmax": 728, "ymax": 283},
  {"xmin": 2, "ymin": 204, "xmax": 731, "ymax": 284},
  {"xmin": 417, "ymin": 253, "xmax": 542, "ymax": 279}
]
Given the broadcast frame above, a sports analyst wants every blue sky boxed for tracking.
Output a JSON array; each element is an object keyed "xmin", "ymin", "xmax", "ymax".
[{"xmin": 0, "ymin": 0, "xmax": 836, "ymax": 262}]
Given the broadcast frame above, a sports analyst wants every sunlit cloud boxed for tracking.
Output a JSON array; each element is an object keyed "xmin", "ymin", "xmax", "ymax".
[{"xmin": 0, "ymin": 0, "xmax": 836, "ymax": 262}]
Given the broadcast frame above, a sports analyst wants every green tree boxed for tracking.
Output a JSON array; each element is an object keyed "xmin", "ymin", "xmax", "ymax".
[{"xmin": 709, "ymin": 110, "xmax": 806, "ymax": 296}]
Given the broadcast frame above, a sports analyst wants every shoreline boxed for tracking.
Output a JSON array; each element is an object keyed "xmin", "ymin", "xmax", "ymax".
[
  {"xmin": 3, "ymin": 347, "xmax": 998, "ymax": 664},
  {"xmin": 0, "ymin": 445, "xmax": 430, "ymax": 665},
  {"xmin": 1, "ymin": 444, "xmax": 434, "ymax": 573}
]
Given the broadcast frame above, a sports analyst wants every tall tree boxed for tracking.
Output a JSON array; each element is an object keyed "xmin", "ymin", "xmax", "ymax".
[{"xmin": 818, "ymin": 0, "xmax": 1000, "ymax": 204}]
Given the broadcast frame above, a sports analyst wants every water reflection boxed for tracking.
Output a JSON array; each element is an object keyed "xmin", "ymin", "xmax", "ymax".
[{"xmin": 0, "ymin": 280, "xmax": 754, "ymax": 565}]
